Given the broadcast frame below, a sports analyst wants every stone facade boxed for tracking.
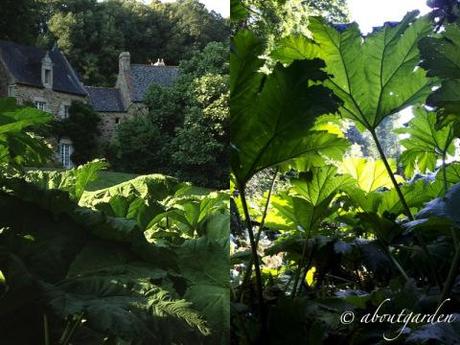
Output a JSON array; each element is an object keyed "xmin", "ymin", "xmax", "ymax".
[
  {"xmin": 0, "ymin": 40, "xmax": 180, "ymax": 167},
  {"xmin": 14, "ymin": 84, "xmax": 86, "ymax": 116},
  {"xmin": 98, "ymin": 111, "xmax": 131, "ymax": 142},
  {"xmin": 0, "ymin": 41, "xmax": 88, "ymax": 168},
  {"xmin": 0, "ymin": 62, "xmax": 9, "ymax": 97},
  {"xmin": 87, "ymin": 51, "xmax": 178, "ymax": 143},
  {"xmin": 14, "ymin": 85, "xmax": 87, "ymax": 168}
]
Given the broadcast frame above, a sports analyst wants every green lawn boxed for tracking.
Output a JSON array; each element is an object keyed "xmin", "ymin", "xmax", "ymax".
[{"xmin": 86, "ymin": 171, "xmax": 138, "ymax": 191}]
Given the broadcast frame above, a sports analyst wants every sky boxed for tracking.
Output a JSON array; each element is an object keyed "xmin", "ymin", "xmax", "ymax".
[
  {"xmin": 348, "ymin": 0, "xmax": 431, "ymax": 33},
  {"xmin": 159, "ymin": 0, "xmax": 229, "ymax": 17}
]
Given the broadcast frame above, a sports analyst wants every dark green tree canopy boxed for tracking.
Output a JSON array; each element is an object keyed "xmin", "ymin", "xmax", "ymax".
[
  {"xmin": 1, "ymin": 0, "xmax": 229, "ymax": 86},
  {"xmin": 110, "ymin": 41, "xmax": 228, "ymax": 189},
  {"xmin": 50, "ymin": 101, "xmax": 101, "ymax": 165}
]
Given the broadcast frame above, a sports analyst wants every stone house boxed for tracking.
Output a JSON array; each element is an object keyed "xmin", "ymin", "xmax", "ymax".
[
  {"xmin": 0, "ymin": 40, "xmax": 179, "ymax": 168},
  {"xmin": 0, "ymin": 40, "xmax": 87, "ymax": 168},
  {"xmin": 85, "ymin": 52, "xmax": 179, "ymax": 141}
]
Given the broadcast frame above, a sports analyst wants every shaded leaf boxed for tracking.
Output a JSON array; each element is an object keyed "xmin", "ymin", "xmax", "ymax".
[{"xmin": 231, "ymin": 30, "xmax": 341, "ymax": 187}]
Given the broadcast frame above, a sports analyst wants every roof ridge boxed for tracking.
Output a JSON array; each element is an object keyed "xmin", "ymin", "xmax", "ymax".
[
  {"xmin": 0, "ymin": 40, "xmax": 87, "ymax": 96},
  {"xmin": 58, "ymin": 49, "xmax": 87, "ymax": 95},
  {"xmin": 85, "ymin": 85, "xmax": 120, "ymax": 90},
  {"xmin": 131, "ymin": 63, "xmax": 179, "ymax": 68}
]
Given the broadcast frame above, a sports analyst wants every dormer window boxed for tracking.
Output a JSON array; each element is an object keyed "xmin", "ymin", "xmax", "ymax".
[
  {"xmin": 44, "ymin": 69, "xmax": 51, "ymax": 84},
  {"xmin": 41, "ymin": 51, "xmax": 53, "ymax": 89}
]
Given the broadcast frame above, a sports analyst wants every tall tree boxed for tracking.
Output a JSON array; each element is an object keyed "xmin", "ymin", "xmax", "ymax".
[
  {"xmin": 40, "ymin": 0, "xmax": 229, "ymax": 85},
  {"xmin": 241, "ymin": 0, "xmax": 349, "ymax": 40},
  {"xmin": 237, "ymin": 0, "xmax": 350, "ymax": 71},
  {"xmin": 151, "ymin": 0, "xmax": 230, "ymax": 62},
  {"xmin": 0, "ymin": 0, "xmax": 43, "ymax": 44},
  {"xmin": 110, "ymin": 41, "xmax": 228, "ymax": 188},
  {"xmin": 304, "ymin": 0, "xmax": 350, "ymax": 23}
]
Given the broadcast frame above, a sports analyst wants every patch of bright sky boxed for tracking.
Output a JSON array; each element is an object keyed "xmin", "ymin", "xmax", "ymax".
[
  {"xmin": 157, "ymin": 0, "xmax": 229, "ymax": 17},
  {"xmin": 348, "ymin": 0, "xmax": 431, "ymax": 123},
  {"xmin": 348, "ymin": 0, "xmax": 430, "ymax": 34}
]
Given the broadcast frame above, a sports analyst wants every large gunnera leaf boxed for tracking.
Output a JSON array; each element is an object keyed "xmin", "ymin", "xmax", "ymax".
[
  {"xmin": 266, "ymin": 167, "xmax": 351, "ymax": 234},
  {"xmin": 272, "ymin": 11, "xmax": 434, "ymax": 131},
  {"xmin": 419, "ymin": 23, "xmax": 460, "ymax": 126},
  {"xmin": 231, "ymin": 30, "xmax": 341, "ymax": 188},
  {"xmin": 0, "ymin": 181, "xmax": 211, "ymax": 344},
  {"xmin": 178, "ymin": 236, "xmax": 230, "ymax": 344},
  {"xmin": 80, "ymin": 174, "xmax": 181, "ymax": 207},
  {"xmin": 416, "ymin": 182, "xmax": 460, "ymax": 226},
  {"xmin": 26, "ymin": 159, "xmax": 109, "ymax": 200},
  {"xmin": 406, "ymin": 315, "xmax": 460, "ymax": 345},
  {"xmin": 395, "ymin": 107, "xmax": 455, "ymax": 178},
  {"xmin": 0, "ymin": 97, "xmax": 52, "ymax": 168},
  {"xmin": 282, "ymin": 116, "xmax": 350, "ymax": 170},
  {"xmin": 339, "ymin": 157, "xmax": 403, "ymax": 193}
]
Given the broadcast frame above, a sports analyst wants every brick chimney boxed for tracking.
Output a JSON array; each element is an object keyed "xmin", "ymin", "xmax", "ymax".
[{"xmin": 119, "ymin": 52, "xmax": 130, "ymax": 73}]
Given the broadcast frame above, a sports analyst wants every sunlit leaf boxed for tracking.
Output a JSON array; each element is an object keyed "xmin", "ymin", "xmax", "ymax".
[
  {"xmin": 305, "ymin": 266, "xmax": 316, "ymax": 286},
  {"xmin": 395, "ymin": 107, "xmax": 455, "ymax": 177},
  {"xmin": 419, "ymin": 23, "xmax": 460, "ymax": 128},
  {"xmin": 339, "ymin": 157, "xmax": 403, "ymax": 193},
  {"xmin": 273, "ymin": 12, "xmax": 434, "ymax": 131}
]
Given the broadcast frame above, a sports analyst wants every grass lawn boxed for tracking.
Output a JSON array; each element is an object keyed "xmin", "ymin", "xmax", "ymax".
[{"xmin": 86, "ymin": 171, "xmax": 138, "ymax": 191}]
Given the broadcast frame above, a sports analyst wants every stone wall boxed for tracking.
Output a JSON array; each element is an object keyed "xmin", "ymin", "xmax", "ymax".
[
  {"xmin": 0, "ymin": 60, "xmax": 11, "ymax": 97},
  {"xmin": 13, "ymin": 85, "xmax": 86, "ymax": 169},
  {"xmin": 14, "ymin": 85, "xmax": 87, "ymax": 118},
  {"xmin": 98, "ymin": 111, "xmax": 132, "ymax": 143}
]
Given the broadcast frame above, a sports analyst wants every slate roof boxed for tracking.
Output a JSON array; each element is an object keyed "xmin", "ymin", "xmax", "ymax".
[
  {"xmin": 0, "ymin": 40, "xmax": 87, "ymax": 96},
  {"xmin": 85, "ymin": 86, "xmax": 125, "ymax": 112},
  {"xmin": 129, "ymin": 64, "xmax": 179, "ymax": 102}
]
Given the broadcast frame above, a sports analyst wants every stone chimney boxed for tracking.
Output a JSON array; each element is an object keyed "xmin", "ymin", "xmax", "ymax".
[
  {"xmin": 41, "ymin": 51, "xmax": 53, "ymax": 89},
  {"xmin": 153, "ymin": 58, "xmax": 166, "ymax": 66},
  {"xmin": 119, "ymin": 52, "xmax": 131, "ymax": 73}
]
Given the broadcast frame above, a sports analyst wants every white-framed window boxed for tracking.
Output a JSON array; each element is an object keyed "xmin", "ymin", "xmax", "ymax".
[
  {"xmin": 7, "ymin": 85, "xmax": 16, "ymax": 97},
  {"xmin": 60, "ymin": 104, "xmax": 71, "ymax": 119},
  {"xmin": 64, "ymin": 105, "xmax": 71, "ymax": 118},
  {"xmin": 35, "ymin": 101, "xmax": 47, "ymax": 112},
  {"xmin": 59, "ymin": 143, "xmax": 72, "ymax": 168}
]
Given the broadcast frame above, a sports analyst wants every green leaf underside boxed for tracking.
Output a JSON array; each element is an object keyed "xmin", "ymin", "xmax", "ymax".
[
  {"xmin": 273, "ymin": 11, "xmax": 434, "ymax": 130},
  {"xmin": 420, "ymin": 23, "xmax": 460, "ymax": 120},
  {"xmin": 231, "ymin": 30, "xmax": 341, "ymax": 187},
  {"xmin": 267, "ymin": 167, "xmax": 351, "ymax": 233},
  {"xmin": 0, "ymin": 98, "xmax": 52, "ymax": 167},
  {"xmin": 395, "ymin": 107, "xmax": 455, "ymax": 177}
]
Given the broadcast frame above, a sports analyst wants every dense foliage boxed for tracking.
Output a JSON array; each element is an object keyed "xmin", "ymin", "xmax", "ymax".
[
  {"xmin": 0, "ymin": 99, "xmax": 229, "ymax": 344},
  {"xmin": 110, "ymin": 41, "xmax": 228, "ymax": 189},
  {"xmin": 0, "ymin": 0, "xmax": 44, "ymax": 44},
  {"xmin": 231, "ymin": 5, "xmax": 460, "ymax": 345},
  {"xmin": 49, "ymin": 101, "xmax": 101, "ymax": 166},
  {"xmin": 0, "ymin": 0, "xmax": 229, "ymax": 86}
]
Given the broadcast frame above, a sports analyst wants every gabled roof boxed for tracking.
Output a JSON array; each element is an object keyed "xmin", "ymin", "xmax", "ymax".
[
  {"xmin": 0, "ymin": 40, "xmax": 87, "ymax": 96},
  {"xmin": 129, "ymin": 64, "xmax": 179, "ymax": 102},
  {"xmin": 85, "ymin": 86, "xmax": 125, "ymax": 112}
]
